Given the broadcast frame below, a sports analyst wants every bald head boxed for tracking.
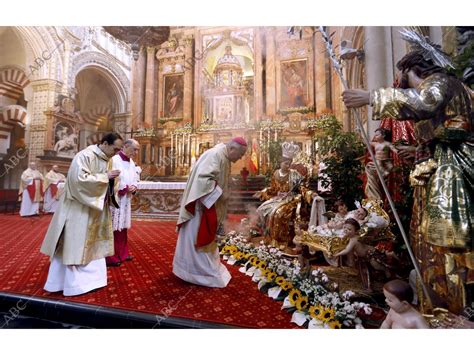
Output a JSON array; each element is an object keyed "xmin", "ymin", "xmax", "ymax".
[
  {"xmin": 29, "ymin": 162, "xmax": 37, "ymax": 170},
  {"xmin": 123, "ymin": 139, "xmax": 140, "ymax": 159}
]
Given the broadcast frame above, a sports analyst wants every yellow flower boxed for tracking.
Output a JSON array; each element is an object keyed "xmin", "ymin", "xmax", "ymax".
[
  {"xmin": 281, "ymin": 281, "xmax": 293, "ymax": 291},
  {"xmin": 258, "ymin": 261, "xmax": 267, "ymax": 270},
  {"xmin": 309, "ymin": 305, "xmax": 324, "ymax": 320},
  {"xmin": 275, "ymin": 276, "xmax": 286, "ymax": 286},
  {"xmin": 329, "ymin": 320, "xmax": 342, "ymax": 329},
  {"xmin": 249, "ymin": 256, "xmax": 258, "ymax": 266},
  {"xmin": 266, "ymin": 272, "xmax": 277, "ymax": 282},
  {"xmin": 288, "ymin": 289, "xmax": 303, "ymax": 305},
  {"xmin": 295, "ymin": 296, "xmax": 309, "ymax": 311},
  {"xmin": 320, "ymin": 307, "xmax": 335, "ymax": 322}
]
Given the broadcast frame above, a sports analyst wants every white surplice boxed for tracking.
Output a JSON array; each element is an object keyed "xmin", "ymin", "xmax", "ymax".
[
  {"xmin": 173, "ymin": 185, "xmax": 231, "ymax": 288},
  {"xmin": 111, "ymin": 154, "xmax": 138, "ymax": 232}
]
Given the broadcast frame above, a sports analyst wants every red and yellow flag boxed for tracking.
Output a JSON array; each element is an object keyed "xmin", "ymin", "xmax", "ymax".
[{"xmin": 249, "ymin": 139, "xmax": 258, "ymax": 173}]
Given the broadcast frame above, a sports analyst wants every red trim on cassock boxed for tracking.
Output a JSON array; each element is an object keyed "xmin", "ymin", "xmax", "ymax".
[
  {"xmin": 177, "ymin": 200, "xmax": 218, "ymax": 248},
  {"xmin": 195, "ymin": 204, "xmax": 218, "ymax": 248},
  {"xmin": 50, "ymin": 183, "xmax": 58, "ymax": 198},
  {"xmin": 26, "ymin": 183, "xmax": 36, "ymax": 201}
]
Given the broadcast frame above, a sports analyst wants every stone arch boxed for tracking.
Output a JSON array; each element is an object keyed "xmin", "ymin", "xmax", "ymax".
[
  {"xmin": 0, "ymin": 66, "xmax": 30, "ymax": 101},
  {"xmin": 14, "ymin": 26, "xmax": 64, "ymax": 82},
  {"xmin": 0, "ymin": 105, "xmax": 28, "ymax": 127},
  {"xmin": 70, "ymin": 52, "xmax": 129, "ymax": 113}
]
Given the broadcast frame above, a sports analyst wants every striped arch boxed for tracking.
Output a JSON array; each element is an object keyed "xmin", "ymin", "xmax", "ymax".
[
  {"xmin": 0, "ymin": 67, "xmax": 30, "ymax": 101},
  {"xmin": 86, "ymin": 132, "xmax": 105, "ymax": 145},
  {"xmin": 0, "ymin": 105, "xmax": 28, "ymax": 128},
  {"xmin": 76, "ymin": 105, "xmax": 113, "ymax": 127}
]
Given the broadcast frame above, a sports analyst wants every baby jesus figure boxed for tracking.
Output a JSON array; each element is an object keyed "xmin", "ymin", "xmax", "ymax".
[
  {"xmin": 380, "ymin": 279, "xmax": 429, "ymax": 329},
  {"xmin": 333, "ymin": 218, "xmax": 393, "ymax": 289},
  {"xmin": 369, "ymin": 128, "xmax": 398, "ymax": 177}
]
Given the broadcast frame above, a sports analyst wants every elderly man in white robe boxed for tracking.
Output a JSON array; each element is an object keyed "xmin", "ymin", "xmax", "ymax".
[
  {"xmin": 43, "ymin": 165, "xmax": 66, "ymax": 214},
  {"xmin": 40, "ymin": 133, "xmax": 123, "ymax": 296},
  {"xmin": 173, "ymin": 137, "xmax": 247, "ymax": 288},
  {"xmin": 19, "ymin": 162, "xmax": 44, "ymax": 217},
  {"xmin": 106, "ymin": 139, "xmax": 140, "ymax": 267}
]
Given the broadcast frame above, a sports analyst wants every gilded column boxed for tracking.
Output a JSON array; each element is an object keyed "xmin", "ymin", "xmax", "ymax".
[
  {"xmin": 265, "ymin": 28, "xmax": 276, "ymax": 117},
  {"xmin": 254, "ymin": 28, "xmax": 264, "ymax": 121},
  {"xmin": 131, "ymin": 48, "xmax": 146, "ymax": 128},
  {"xmin": 183, "ymin": 37, "xmax": 194, "ymax": 122},
  {"xmin": 144, "ymin": 46, "xmax": 156, "ymax": 128}
]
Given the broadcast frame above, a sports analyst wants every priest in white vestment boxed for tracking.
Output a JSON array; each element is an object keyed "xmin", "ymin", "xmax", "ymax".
[
  {"xmin": 106, "ymin": 139, "xmax": 140, "ymax": 266},
  {"xmin": 43, "ymin": 165, "xmax": 66, "ymax": 214},
  {"xmin": 173, "ymin": 137, "xmax": 247, "ymax": 288},
  {"xmin": 40, "ymin": 133, "xmax": 123, "ymax": 296},
  {"xmin": 19, "ymin": 162, "xmax": 44, "ymax": 217}
]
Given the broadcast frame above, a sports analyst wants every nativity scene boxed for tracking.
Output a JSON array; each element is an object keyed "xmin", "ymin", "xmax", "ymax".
[{"xmin": 0, "ymin": 23, "xmax": 473, "ymax": 331}]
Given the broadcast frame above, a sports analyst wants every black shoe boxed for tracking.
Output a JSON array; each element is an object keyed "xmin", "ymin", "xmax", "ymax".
[
  {"xmin": 107, "ymin": 262, "xmax": 121, "ymax": 267},
  {"xmin": 125, "ymin": 256, "xmax": 133, "ymax": 261}
]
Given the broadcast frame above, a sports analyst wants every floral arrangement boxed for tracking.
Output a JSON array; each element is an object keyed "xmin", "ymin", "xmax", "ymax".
[{"xmin": 219, "ymin": 232, "xmax": 372, "ymax": 329}]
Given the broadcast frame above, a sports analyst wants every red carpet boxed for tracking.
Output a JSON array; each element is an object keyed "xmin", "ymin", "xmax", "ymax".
[{"xmin": 0, "ymin": 214, "xmax": 297, "ymax": 328}]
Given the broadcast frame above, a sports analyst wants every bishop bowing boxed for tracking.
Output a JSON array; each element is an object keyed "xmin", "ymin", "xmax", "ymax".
[{"xmin": 173, "ymin": 137, "xmax": 247, "ymax": 288}]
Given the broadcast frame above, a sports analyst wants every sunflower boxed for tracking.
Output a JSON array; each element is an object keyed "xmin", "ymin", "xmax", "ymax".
[
  {"xmin": 281, "ymin": 281, "xmax": 293, "ymax": 291},
  {"xmin": 321, "ymin": 307, "xmax": 336, "ymax": 322},
  {"xmin": 260, "ymin": 269, "xmax": 269, "ymax": 278},
  {"xmin": 249, "ymin": 256, "xmax": 258, "ymax": 266},
  {"xmin": 234, "ymin": 252, "xmax": 242, "ymax": 260},
  {"xmin": 275, "ymin": 276, "xmax": 286, "ymax": 286},
  {"xmin": 328, "ymin": 320, "xmax": 342, "ymax": 329},
  {"xmin": 309, "ymin": 305, "xmax": 324, "ymax": 320},
  {"xmin": 258, "ymin": 261, "xmax": 267, "ymax": 270},
  {"xmin": 266, "ymin": 272, "xmax": 277, "ymax": 282},
  {"xmin": 288, "ymin": 289, "xmax": 303, "ymax": 305},
  {"xmin": 296, "ymin": 296, "xmax": 309, "ymax": 311}
]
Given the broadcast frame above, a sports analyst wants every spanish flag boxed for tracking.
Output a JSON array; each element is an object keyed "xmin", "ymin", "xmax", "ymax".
[{"xmin": 250, "ymin": 139, "xmax": 258, "ymax": 174}]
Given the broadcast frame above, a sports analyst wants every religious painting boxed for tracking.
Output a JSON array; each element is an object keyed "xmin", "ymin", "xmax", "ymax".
[
  {"xmin": 163, "ymin": 74, "xmax": 184, "ymax": 118},
  {"xmin": 279, "ymin": 59, "xmax": 308, "ymax": 109},
  {"xmin": 215, "ymin": 96, "xmax": 233, "ymax": 123}
]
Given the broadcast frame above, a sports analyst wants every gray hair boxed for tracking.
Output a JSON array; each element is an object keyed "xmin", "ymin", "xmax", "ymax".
[{"xmin": 124, "ymin": 139, "xmax": 140, "ymax": 147}]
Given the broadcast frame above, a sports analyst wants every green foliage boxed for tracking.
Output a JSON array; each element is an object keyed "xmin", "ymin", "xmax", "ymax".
[
  {"xmin": 316, "ymin": 115, "xmax": 365, "ymax": 206},
  {"xmin": 265, "ymin": 138, "xmax": 284, "ymax": 183},
  {"xmin": 450, "ymin": 29, "xmax": 474, "ymax": 88}
]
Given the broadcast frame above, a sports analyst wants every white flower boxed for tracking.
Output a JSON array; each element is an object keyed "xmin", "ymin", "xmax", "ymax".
[
  {"xmin": 342, "ymin": 290, "xmax": 355, "ymax": 300},
  {"xmin": 363, "ymin": 305, "xmax": 372, "ymax": 315},
  {"xmin": 322, "ymin": 275, "xmax": 329, "ymax": 283}
]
